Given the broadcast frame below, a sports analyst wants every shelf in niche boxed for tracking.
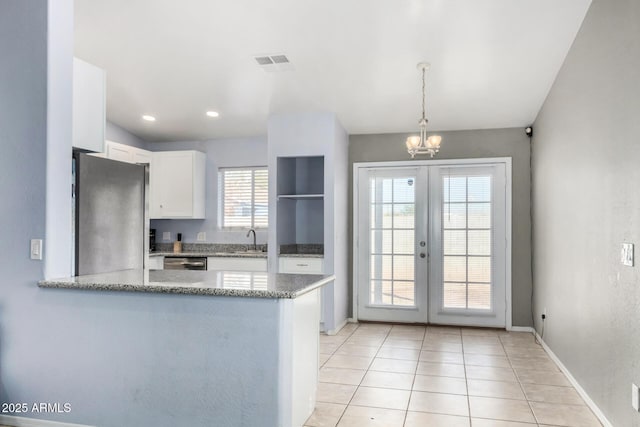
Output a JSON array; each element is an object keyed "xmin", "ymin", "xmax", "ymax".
[{"xmin": 277, "ymin": 194, "xmax": 324, "ymax": 200}]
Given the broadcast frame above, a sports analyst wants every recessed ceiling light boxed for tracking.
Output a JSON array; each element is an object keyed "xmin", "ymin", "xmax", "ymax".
[
  {"xmin": 206, "ymin": 111, "xmax": 219, "ymax": 118},
  {"xmin": 142, "ymin": 115, "xmax": 156, "ymax": 122}
]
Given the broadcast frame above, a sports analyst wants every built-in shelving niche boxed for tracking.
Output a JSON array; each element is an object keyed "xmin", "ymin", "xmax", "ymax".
[{"xmin": 276, "ymin": 156, "xmax": 324, "ymax": 250}]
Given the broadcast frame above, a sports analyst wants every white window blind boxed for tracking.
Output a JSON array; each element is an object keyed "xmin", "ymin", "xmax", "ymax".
[
  {"xmin": 368, "ymin": 173, "xmax": 417, "ymax": 307},
  {"xmin": 219, "ymin": 167, "xmax": 268, "ymax": 228},
  {"xmin": 442, "ymin": 173, "xmax": 493, "ymax": 311}
]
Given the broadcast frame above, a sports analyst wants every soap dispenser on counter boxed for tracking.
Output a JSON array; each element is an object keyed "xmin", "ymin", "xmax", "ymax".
[{"xmin": 173, "ymin": 233, "xmax": 182, "ymax": 253}]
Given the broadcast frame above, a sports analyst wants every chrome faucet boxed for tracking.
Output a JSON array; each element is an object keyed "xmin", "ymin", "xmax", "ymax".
[{"xmin": 246, "ymin": 228, "xmax": 257, "ymax": 251}]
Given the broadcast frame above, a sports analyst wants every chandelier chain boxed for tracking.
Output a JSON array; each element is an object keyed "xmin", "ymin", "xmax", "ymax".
[
  {"xmin": 421, "ymin": 67, "xmax": 426, "ymax": 121},
  {"xmin": 405, "ymin": 61, "xmax": 441, "ymax": 158}
]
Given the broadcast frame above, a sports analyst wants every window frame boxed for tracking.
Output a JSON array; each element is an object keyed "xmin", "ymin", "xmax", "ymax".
[{"xmin": 218, "ymin": 166, "xmax": 269, "ymax": 230}]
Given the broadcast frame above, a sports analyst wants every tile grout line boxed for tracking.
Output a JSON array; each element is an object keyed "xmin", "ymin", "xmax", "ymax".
[
  {"xmin": 501, "ymin": 330, "xmax": 542, "ymax": 425},
  {"xmin": 401, "ymin": 327, "xmax": 427, "ymax": 426},
  {"xmin": 333, "ymin": 323, "xmax": 393, "ymax": 427},
  {"xmin": 316, "ymin": 325, "xmax": 592, "ymax": 427},
  {"xmin": 459, "ymin": 329, "xmax": 474, "ymax": 426},
  {"xmin": 317, "ymin": 322, "xmax": 361, "ymax": 426}
]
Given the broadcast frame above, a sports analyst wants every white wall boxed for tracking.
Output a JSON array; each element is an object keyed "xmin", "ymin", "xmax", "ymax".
[
  {"xmin": 45, "ymin": 0, "xmax": 74, "ymax": 279},
  {"xmin": 150, "ymin": 136, "xmax": 269, "ymax": 244},
  {"xmin": 267, "ymin": 112, "xmax": 349, "ymax": 331},
  {"xmin": 106, "ymin": 120, "xmax": 147, "ymax": 150}
]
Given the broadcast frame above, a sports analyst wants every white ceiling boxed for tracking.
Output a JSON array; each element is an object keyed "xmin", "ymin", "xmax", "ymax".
[{"xmin": 74, "ymin": 0, "xmax": 591, "ymax": 142}]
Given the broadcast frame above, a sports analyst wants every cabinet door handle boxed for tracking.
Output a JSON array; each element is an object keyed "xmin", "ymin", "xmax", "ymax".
[{"xmin": 296, "ymin": 263, "xmax": 309, "ymax": 267}]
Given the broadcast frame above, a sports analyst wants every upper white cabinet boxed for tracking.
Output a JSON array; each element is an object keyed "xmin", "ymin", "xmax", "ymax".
[
  {"xmin": 150, "ymin": 151, "xmax": 206, "ymax": 219},
  {"xmin": 105, "ymin": 140, "xmax": 152, "ymax": 164},
  {"xmin": 72, "ymin": 58, "xmax": 106, "ymax": 153}
]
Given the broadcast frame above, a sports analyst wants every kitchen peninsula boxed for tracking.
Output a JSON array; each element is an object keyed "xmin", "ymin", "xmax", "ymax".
[{"xmin": 39, "ymin": 269, "xmax": 334, "ymax": 427}]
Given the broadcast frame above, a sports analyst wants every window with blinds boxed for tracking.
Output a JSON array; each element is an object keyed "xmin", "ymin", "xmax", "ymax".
[
  {"xmin": 368, "ymin": 174, "xmax": 417, "ymax": 307},
  {"xmin": 442, "ymin": 174, "xmax": 493, "ymax": 311},
  {"xmin": 219, "ymin": 167, "xmax": 268, "ymax": 229}
]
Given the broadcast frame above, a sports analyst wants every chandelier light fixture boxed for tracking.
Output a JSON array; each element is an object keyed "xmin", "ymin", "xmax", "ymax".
[{"xmin": 406, "ymin": 62, "xmax": 442, "ymax": 158}]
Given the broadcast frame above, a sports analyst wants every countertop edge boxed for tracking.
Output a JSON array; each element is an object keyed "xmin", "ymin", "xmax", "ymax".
[
  {"xmin": 37, "ymin": 274, "xmax": 336, "ymax": 299},
  {"xmin": 150, "ymin": 252, "xmax": 268, "ymax": 259},
  {"xmin": 291, "ymin": 275, "xmax": 335, "ymax": 297}
]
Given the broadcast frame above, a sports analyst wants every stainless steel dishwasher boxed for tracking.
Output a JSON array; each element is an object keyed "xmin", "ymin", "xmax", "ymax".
[{"xmin": 163, "ymin": 256, "xmax": 208, "ymax": 270}]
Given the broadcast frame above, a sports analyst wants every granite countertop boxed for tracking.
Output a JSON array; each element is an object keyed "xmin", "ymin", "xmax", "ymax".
[
  {"xmin": 39, "ymin": 269, "xmax": 334, "ymax": 299},
  {"xmin": 150, "ymin": 251, "xmax": 267, "ymax": 258},
  {"xmin": 150, "ymin": 252, "xmax": 323, "ymax": 259}
]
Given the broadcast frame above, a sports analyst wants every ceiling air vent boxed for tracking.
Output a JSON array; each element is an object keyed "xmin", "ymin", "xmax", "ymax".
[
  {"xmin": 254, "ymin": 54, "xmax": 293, "ymax": 72},
  {"xmin": 254, "ymin": 56, "xmax": 274, "ymax": 66},
  {"xmin": 270, "ymin": 55, "xmax": 289, "ymax": 64}
]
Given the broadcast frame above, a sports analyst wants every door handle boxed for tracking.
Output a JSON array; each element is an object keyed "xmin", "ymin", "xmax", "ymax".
[{"xmin": 419, "ymin": 253, "xmax": 426, "ymax": 258}]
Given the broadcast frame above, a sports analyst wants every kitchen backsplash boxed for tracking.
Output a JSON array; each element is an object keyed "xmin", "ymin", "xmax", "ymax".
[{"xmin": 278, "ymin": 244, "xmax": 324, "ymax": 255}]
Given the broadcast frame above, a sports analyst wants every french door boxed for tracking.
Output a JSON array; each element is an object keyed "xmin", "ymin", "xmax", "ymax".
[{"xmin": 356, "ymin": 162, "xmax": 508, "ymax": 327}]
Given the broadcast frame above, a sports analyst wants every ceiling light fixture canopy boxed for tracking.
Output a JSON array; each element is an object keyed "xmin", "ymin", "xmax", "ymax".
[{"xmin": 406, "ymin": 62, "xmax": 441, "ymax": 158}]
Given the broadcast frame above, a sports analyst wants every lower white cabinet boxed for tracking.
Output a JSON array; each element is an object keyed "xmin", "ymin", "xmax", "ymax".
[
  {"xmin": 207, "ymin": 257, "xmax": 268, "ymax": 272},
  {"xmin": 147, "ymin": 256, "xmax": 164, "ymax": 270},
  {"xmin": 279, "ymin": 257, "xmax": 324, "ymax": 274}
]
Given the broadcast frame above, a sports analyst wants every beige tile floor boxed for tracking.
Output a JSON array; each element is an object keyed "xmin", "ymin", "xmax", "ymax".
[{"xmin": 307, "ymin": 323, "xmax": 602, "ymax": 427}]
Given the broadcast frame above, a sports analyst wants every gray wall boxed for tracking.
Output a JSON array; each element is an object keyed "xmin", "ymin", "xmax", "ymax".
[
  {"xmin": 106, "ymin": 120, "xmax": 147, "ymax": 150},
  {"xmin": 150, "ymin": 137, "xmax": 269, "ymax": 245},
  {"xmin": 349, "ymin": 128, "xmax": 532, "ymax": 326},
  {"xmin": 532, "ymin": 0, "xmax": 640, "ymax": 425}
]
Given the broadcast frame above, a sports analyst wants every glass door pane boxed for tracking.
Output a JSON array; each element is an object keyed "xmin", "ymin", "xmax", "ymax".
[
  {"xmin": 429, "ymin": 164, "xmax": 506, "ymax": 327},
  {"xmin": 442, "ymin": 174, "xmax": 493, "ymax": 310},
  {"xmin": 357, "ymin": 167, "xmax": 428, "ymax": 324},
  {"xmin": 369, "ymin": 174, "xmax": 416, "ymax": 307}
]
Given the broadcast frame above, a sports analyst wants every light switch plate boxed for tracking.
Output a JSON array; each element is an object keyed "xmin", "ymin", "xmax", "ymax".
[
  {"xmin": 632, "ymin": 383, "xmax": 639, "ymax": 411},
  {"xmin": 197, "ymin": 232, "xmax": 206, "ymax": 242},
  {"xmin": 163, "ymin": 232, "xmax": 171, "ymax": 241},
  {"xmin": 621, "ymin": 243, "xmax": 634, "ymax": 266},
  {"xmin": 30, "ymin": 239, "xmax": 43, "ymax": 260}
]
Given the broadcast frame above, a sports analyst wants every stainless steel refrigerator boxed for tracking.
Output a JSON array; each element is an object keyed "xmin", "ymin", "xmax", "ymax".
[{"xmin": 74, "ymin": 152, "xmax": 148, "ymax": 276}]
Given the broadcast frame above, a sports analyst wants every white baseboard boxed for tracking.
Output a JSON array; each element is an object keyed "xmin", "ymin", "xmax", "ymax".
[
  {"xmin": 507, "ymin": 326, "xmax": 534, "ymax": 333},
  {"xmin": 325, "ymin": 318, "xmax": 349, "ymax": 335},
  {"xmin": 0, "ymin": 415, "xmax": 94, "ymax": 427},
  {"xmin": 347, "ymin": 317, "xmax": 357, "ymax": 323},
  {"xmin": 535, "ymin": 332, "xmax": 613, "ymax": 427}
]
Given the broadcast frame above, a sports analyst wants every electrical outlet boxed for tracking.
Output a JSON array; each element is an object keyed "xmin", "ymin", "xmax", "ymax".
[
  {"xmin": 162, "ymin": 232, "xmax": 171, "ymax": 241},
  {"xmin": 541, "ymin": 308, "xmax": 547, "ymax": 320},
  {"xmin": 632, "ymin": 383, "xmax": 639, "ymax": 412},
  {"xmin": 197, "ymin": 232, "xmax": 206, "ymax": 242},
  {"xmin": 622, "ymin": 243, "xmax": 634, "ymax": 266},
  {"xmin": 30, "ymin": 239, "xmax": 43, "ymax": 260}
]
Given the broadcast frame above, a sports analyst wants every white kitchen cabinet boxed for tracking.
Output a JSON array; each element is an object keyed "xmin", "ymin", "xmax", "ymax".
[
  {"xmin": 105, "ymin": 140, "xmax": 152, "ymax": 164},
  {"xmin": 279, "ymin": 257, "xmax": 323, "ymax": 274},
  {"xmin": 207, "ymin": 257, "xmax": 268, "ymax": 272},
  {"xmin": 72, "ymin": 58, "xmax": 106, "ymax": 153},
  {"xmin": 147, "ymin": 256, "xmax": 164, "ymax": 270},
  {"xmin": 150, "ymin": 150, "xmax": 206, "ymax": 219}
]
